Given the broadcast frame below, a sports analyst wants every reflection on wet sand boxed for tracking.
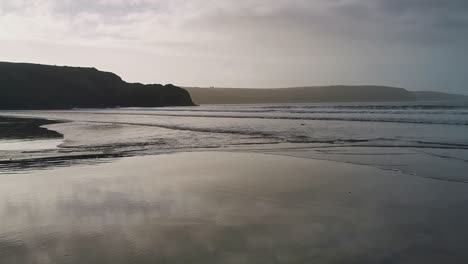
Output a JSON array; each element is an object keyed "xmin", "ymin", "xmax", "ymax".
[{"xmin": 1, "ymin": 152, "xmax": 468, "ymax": 263}]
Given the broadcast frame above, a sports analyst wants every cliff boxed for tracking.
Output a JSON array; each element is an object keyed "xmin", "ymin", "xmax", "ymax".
[
  {"xmin": 185, "ymin": 86, "xmax": 416, "ymax": 104},
  {"xmin": 0, "ymin": 62, "xmax": 194, "ymax": 109}
]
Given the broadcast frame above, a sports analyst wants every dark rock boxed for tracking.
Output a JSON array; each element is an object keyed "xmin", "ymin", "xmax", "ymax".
[{"xmin": 0, "ymin": 61, "xmax": 194, "ymax": 109}]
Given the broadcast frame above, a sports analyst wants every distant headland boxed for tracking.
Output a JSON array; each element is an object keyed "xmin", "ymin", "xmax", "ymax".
[
  {"xmin": 185, "ymin": 86, "xmax": 468, "ymax": 105},
  {"xmin": 0, "ymin": 62, "xmax": 194, "ymax": 109}
]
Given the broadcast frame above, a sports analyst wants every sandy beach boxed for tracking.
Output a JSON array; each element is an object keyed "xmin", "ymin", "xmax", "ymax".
[{"xmin": 1, "ymin": 151, "xmax": 468, "ymax": 263}]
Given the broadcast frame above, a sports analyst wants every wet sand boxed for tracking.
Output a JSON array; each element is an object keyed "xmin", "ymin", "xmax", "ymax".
[{"xmin": 1, "ymin": 152, "xmax": 467, "ymax": 263}]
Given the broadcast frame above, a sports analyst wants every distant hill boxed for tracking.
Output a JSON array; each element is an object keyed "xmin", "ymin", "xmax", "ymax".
[
  {"xmin": 413, "ymin": 91, "xmax": 468, "ymax": 101},
  {"xmin": 185, "ymin": 86, "xmax": 417, "ymax": 104},
  {"xmin": 0, "ymin": 62, "xmax": 194, "ymax": 109}
]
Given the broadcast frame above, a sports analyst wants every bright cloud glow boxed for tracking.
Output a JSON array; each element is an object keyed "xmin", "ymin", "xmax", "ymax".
[{"xmin": 1, "ymin": 0, "xmax": 467, "ymax": 92}]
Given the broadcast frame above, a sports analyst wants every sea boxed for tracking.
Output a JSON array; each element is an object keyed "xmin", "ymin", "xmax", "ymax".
[{"xmin": 1, "ymin": 101, "xmax": 468, "ymax": 180}]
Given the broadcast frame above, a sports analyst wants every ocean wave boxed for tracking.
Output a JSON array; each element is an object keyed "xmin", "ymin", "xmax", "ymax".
[
  {"xmin": 249, "ymin": 103, "xmax": 468, "ymax": 110},
  {"xmin": 47, "ymin": 120, "xmax": 468, "ymax": 150},
  {"xmin": 106, "ymin": 108, "xmax": 468, "ymax": 115},
  {"xmin": 68, "ymin": 111, "xmax": 468, "ymax": 126}
]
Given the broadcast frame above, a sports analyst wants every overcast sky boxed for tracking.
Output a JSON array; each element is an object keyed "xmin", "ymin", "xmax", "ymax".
[{"xmin": 1, "ymin": 0, "xmax": 467, "ymax": 93}]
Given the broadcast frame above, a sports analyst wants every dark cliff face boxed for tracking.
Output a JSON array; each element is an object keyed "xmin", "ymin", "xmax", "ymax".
[
  {"xmin": 186, "ymin": 85, "xmax": 417, "ymax": 105},
  {"xmin": 0, "ymin": 62, "xmax": 194, "ymax": 109}
]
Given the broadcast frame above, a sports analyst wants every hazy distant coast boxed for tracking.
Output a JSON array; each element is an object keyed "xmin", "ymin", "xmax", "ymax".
[
  {"xmin": 186, "ymin": 86, "xmax": 468, "ymax": 105},
  {"xmin": 413, "ymin": 91, "xmax": 468, "ymax": 101},
  {"xmin": 1, "ymin": 61, "xmax": 466, "ymax": 109},
  {"xmin": 0, "ymin": 62, "xmax": 194, "ymax": 109}
]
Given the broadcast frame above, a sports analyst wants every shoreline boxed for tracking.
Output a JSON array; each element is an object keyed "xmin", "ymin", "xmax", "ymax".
[{"xmin": 1, "ymin": 110, "xmax": 468, "ymax": 183}]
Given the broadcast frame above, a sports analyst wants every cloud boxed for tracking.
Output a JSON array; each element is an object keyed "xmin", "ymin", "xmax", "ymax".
[
  {"xmin": 0, "ymin": 0, "xmax": 467, "ymax": 91},
  {"xmin": 1, "ymin": 0, "xmax": 467, "ymax": 48},
  {"xmin": 375, "ymin": 0, "xmax": 468, "ymax": 44}
]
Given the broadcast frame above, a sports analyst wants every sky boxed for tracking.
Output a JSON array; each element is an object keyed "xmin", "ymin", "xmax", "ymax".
[{"xmin": 0, "ymin": 0, "xmax": 467, "ymax": 93}]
